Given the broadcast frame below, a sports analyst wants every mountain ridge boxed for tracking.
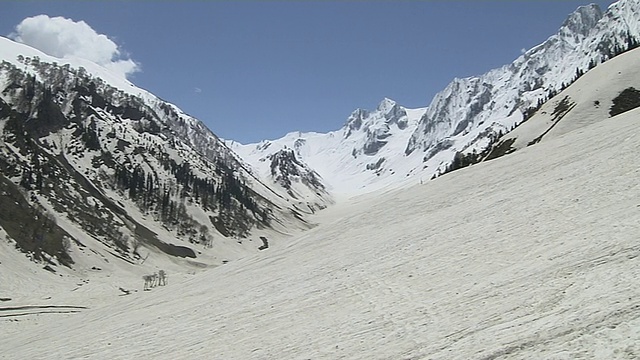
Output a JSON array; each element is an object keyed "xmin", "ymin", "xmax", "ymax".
[
  {"xmin": 232, "ymin": 0, "xmax": 640, "ymax": 197},
  {"xmin": 0, "ymin": 37, "xmax": 315, "ymax": 272}
]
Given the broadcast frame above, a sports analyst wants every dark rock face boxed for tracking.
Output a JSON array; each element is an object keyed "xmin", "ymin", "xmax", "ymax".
[{"xmin": 269, "ymin": 148, "xmax": 325, "ymax": 195}]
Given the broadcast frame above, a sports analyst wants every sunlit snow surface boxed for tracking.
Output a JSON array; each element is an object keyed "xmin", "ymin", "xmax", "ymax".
[
  {"xmin": 3, "ymin": 3, "xmax": 640, "ymax": 358},
  {"xmin": 2, "ymin": 99, "xmax": 640, "ymax": 358}
]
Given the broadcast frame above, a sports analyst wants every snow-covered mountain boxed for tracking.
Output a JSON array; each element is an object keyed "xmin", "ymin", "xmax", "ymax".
[
  {"xmin": 230, "ymin": 98, "xmax": 428, "ymax": 196},
  {"xmin": 406, "ymin": 0, "xmax": 640, "ymax": 155},
  {"xmin": 3, "ymin": 60, "xmax": 640, "ymax": 358},
  {"xmin": 233, "ymin": 0, "xmax": 640, "ymax": 196},
  {"xmin": 3, "ymin": 2, "xmax": 640, "ymax": 358},
  {"xmin": 486, "ymin": 44, "xmax": 640, "ymax": 158},
  {"xmin": 0, "ymin": 36, "xmax": 314, "ymax": 273},
  {"xmin": 266, "ymin": 147, "xmax": 331, "ymax": 213}
]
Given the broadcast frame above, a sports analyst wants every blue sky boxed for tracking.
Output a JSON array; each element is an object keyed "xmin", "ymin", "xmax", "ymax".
[{"xmin": 2, "ymin": 1, "xmax": 613, "ymax": 144}]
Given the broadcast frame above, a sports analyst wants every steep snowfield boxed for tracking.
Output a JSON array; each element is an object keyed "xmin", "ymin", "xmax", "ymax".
[
  {"xmin": 497, "ymin": 45, "xmax": 640, "ymax": 152},
  {"xmin": 2, "ymin": 99, "xmax": 639, "ymax": 358}
]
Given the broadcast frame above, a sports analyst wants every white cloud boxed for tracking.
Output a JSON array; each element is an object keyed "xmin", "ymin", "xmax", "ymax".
[
  {"xmin": 10, "ymin": 15, "xmax": 140, "ymax": 79},
  {"xmin": 521, "ymin": 48, "xmax": 527, "ymax": 54},
  {"xmin": 194, "ymin": 87, "xmax": 202, "ymax": 94}
]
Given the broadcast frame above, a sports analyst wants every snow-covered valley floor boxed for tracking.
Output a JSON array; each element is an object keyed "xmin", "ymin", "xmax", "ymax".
[{"xmin": 2, "ymin": 107, "xmax": 640, "ymax": 359}]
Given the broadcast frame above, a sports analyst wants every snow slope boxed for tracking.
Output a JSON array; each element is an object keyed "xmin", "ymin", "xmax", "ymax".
[
  {"xmin": 0, "ymin": 36, "xmax": 140, "ymax": 99},
  {"xmin": 2, "ymin": 95, "xmax": 639, "ymax": 359},
  {"xmin": 492, "ymin": 45, "xmax": 640, "ymax": 153}
]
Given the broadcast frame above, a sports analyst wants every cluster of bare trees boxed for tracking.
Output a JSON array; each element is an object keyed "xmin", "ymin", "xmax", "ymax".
[{"xmin": 143, "ymin": 269, "xmax": 167, "ymax": 290}]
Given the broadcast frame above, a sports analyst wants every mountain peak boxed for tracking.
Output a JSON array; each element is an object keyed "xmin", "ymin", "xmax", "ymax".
[
  {"xmin": 560, "ymin": 3, "xmax": 603, "ymax": 37},
  {"xmin": 344, "ymin": 108, "xmax": 369, "ymax": 138},
  {"xmin": 376, "ymin": 97, "xmax": 397, "ymax": 112}
]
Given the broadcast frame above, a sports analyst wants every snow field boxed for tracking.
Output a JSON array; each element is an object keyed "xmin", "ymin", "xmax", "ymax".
[{"xmin": 2, "ymin": 97, "xmax": 640, "ymax": 359}]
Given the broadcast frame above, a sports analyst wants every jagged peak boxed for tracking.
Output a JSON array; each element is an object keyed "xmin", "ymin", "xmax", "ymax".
[
  {"xmin": 376, "ymin": 97, "xmax": 398, "ymax": 112},
  {"xmin": 343, "ymin": 108, "xmax": 369, "ymax": 137},
  {"xmin": 376, "ymin": 97, "xmax": 409, "ymax": 123},
  {"xmin": 343, "ymin": 98, "xmax": 410, "ymax": 139},
  {"xmin": 560, "ymin": 3, "xmax": 603, "ymax": 37},
  {"xmin": 348, "ymin": 108, "xmax": 369, "ymax": 121}
]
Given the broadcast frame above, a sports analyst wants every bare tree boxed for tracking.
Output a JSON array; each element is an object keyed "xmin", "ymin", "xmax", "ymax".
[
  {"xmin": 143, "ymin": 270, "xmax": 167, "ymax": 290},
  {"xmin": 158, "ymin": 270, "xmax": 167, "ymax": 286},
  {"xmin": 143, "ymin": 274, "xmax": 154, "ymax": 290}
]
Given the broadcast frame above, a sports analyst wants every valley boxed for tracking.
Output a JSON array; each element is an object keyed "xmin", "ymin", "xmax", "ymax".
[
  {"xmin": 2, "ymin": 98, "xmax": 639, "ymax": 359},
  {"xmin": 2, "ymin": 1, "xmax": 640, "ymax": 358}
]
